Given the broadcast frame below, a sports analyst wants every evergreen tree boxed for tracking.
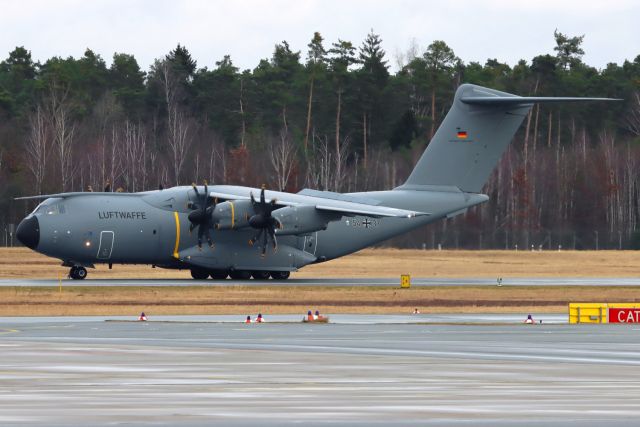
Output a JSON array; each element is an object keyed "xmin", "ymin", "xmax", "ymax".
[
  {"xmin": 553, "ymin": 29, "xmax": 585, "ymax": 71},
  {"xmin": 328, "ymin": 39, "xmax": 357, "ymax": 160},
  {"xmin": 110, "ymin": 53, "xmax": 146, "ymax": 117},
  {"xmin": 422, "ymin": 40, "xmax": 459, "ymax": 139},
  {"xmin": 0, "ymin": 46, "xmax": 38, "ymax": 116},
  {"xmin": 303, "ymin": 32, "xmax": 327, "ymax": 153},
  {"xmin": 356, "ymin": 30, "xmax": 389, "ymax": 169}
]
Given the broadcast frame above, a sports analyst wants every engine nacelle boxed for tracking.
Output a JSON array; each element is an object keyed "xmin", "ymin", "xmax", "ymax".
[
  {"xmin": 213, "ymin": 200, "xmax": 253, "ymax": 229},
  {"xmin": 273, "ymin": 205, "xmax": 341, "ymax": 236}
]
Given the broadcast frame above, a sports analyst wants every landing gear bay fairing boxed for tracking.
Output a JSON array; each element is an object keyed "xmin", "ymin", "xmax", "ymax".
[{"xmin": 15, "ymin": 84, "xmax": 616, "ymax": 280}]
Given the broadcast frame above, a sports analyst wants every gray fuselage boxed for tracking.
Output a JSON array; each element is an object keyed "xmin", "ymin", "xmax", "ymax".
[{"xmin": 24, "ymin": 185, "xmax": 485, "ymax": 273}]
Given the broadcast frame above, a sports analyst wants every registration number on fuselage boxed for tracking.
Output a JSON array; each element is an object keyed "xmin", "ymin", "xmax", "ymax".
[{"xmin": 346, "ymin": 217, "xmax": 379, "ymax": 229}]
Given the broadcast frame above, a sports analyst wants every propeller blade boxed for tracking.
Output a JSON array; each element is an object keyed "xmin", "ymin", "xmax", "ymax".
[
  {"xmin": 204, "ymin": 227, "xmax": 213, "ymax": 248},
  {"xmin": 203, "ymin": 182, "xmax": 208, "ymax": 209},
  {"xmin": 268, "ymin": 226, "xmax": 277, "ymax": 249},
  {"xmin": 249, "ymin": 229, "xmax": 261, "ymax": 246}
]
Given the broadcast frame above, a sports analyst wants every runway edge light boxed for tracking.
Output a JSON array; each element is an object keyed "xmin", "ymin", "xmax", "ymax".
[{"xmin": 401, "ymin": 274, "xmax": 411, "ymax": 289}]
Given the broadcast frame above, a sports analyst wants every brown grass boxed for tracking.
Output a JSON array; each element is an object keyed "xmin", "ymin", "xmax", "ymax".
[
  {"xmin": 2, "ymin": 247, "xmax": 640, "ymax": 279},
  {"xmin": 3, "ymin": 248, "xmax": 640, "ymax": 316},
  {"xmin": 1, "ymin": 285, "xmax": 640, "ymax": 316}
]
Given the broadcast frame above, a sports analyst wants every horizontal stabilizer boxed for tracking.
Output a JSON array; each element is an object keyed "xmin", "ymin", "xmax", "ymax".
[{"xmin": 461, "ymin": 96, "xmax": 621, "ymax": 105}]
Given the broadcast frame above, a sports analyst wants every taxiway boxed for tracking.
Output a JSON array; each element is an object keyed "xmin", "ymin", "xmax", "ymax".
[
  {"xmin": 1, "ymin": 315, "xmax": 639, "ymax": 425},
  {"xmin": 3, "ymin": 277, "xmax": 640, "ymax": 287}
]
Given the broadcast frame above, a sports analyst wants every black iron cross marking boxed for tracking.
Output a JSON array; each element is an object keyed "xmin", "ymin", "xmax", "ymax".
[{"xmin": 362, "ymin": 218, "xmax": 372, "ymax": 228}]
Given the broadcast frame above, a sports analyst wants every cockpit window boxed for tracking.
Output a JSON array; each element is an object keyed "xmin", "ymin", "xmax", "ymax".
[
  {"xmin": 33, "ymin": 198, "xmax": 65, "ymax": 215},
  {"xmin": 36, "ymin": 204, "xmax": 61, "ymax": 215}
]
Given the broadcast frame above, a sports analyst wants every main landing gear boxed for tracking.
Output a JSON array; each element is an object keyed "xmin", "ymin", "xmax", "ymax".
[
  {"xmin": 189, "ymin": 269, "xmax": 290, "ymax": 280},
  {"xmin": 69, "ymin": 266, "xmax": 87, "ymax": 280},
  {"xmin": 270, "ymin": 271, "xmax": 290, "ymax": 280},
  {"xmin": 190, "ymin": 268, "xmax": 210, "ymax": 280}
]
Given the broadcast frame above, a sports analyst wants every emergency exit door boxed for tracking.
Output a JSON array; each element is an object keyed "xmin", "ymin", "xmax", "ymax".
[{"xmin": 97, "ymin": 231, "xmax": 114, "ymax": 259}]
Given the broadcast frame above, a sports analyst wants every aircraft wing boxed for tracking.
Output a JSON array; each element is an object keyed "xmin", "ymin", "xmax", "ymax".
[
  {"xmin": 208, "ymin": 186, "xmax": 429, "ymax": 218},
  {"xmin": 14, "ymin": 191, "xmax": 135, "ymax": 200}
]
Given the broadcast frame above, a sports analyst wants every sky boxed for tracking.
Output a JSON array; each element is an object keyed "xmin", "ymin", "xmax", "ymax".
[{"xmin": 1, "ymin": 0, "xmax": 638, "ymax": 73}]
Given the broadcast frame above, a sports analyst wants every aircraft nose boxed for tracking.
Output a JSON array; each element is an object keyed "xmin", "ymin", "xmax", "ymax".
[{"xmin": 16, "ymin": 215, "xmax": 40, "ymax": 249}]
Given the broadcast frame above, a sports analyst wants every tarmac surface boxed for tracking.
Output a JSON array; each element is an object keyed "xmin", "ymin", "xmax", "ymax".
[
  {"xmin": 4, "ymin": 277, "xmax": 640, "ymax": 286},
  {"xmin": 1, "ymin": 314, "xmax": 640, "ymax": 426}
]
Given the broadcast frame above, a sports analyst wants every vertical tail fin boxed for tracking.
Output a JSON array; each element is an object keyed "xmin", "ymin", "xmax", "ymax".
[{"xmin": 399, "ymin": 84, "xmax": 617, "ymax": 193}]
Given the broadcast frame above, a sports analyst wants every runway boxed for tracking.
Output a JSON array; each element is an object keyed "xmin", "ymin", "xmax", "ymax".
[
  {"xmin": 1, "ymin": 315, "xmax": 640, "ymax": 425},
  {"xmin": 3, "ymin": 276, "xmax": 640, "ymax": 287}
]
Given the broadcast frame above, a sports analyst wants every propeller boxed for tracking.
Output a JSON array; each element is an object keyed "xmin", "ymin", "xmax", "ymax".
[
  {"xmin": 187, "ymin": 181, "xmax": 217, "ymax": 249},
  {"xmin": 248, "ymin": 187, "xmax": 281, "ymax": 257}
]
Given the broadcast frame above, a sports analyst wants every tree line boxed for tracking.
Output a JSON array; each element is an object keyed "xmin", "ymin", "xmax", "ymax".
[{"xmin": 1, "ymin": 30, "xmax": 639, "ymax": 249}]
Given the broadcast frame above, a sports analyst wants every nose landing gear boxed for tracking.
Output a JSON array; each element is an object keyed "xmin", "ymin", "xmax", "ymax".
[{"xmin": 69, "ymin": 266, "xmax": 87, "ymax": 280}]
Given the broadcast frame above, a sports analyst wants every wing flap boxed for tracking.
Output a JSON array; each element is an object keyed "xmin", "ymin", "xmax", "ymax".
[{"xmin": 314, "ymin": 204, "xmax": 426, "ymax": 218}]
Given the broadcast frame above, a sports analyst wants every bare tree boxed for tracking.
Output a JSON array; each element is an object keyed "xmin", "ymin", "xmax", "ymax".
[
  {"xmin": 626, "ymin": 92, "xmax": 640, "ymax": 136},
  {"xmin": 108, "ymin": 124, "xmax": 125, "ymax": 191},
  {"xmin": 269, "ymin": 129, "xmax": 297, "ymax": 191},
  {"xmin": 158, "ymin": 60, "xmax": 191, "ymax": 185},
  {"xmin": 321, "ymin": 135, "xmax": 335, "ymax": 191},
  {"xmin": 393, "ymin": 38, "xmax": 419, "ymax": 70},
  {"xmin": 206, "ymin": 132, "xmax": 226, "ymax": 183},
  {"xmin": 239, "ymin": 77, "xmax": 247, "ymax": 148},
  {"xmin": 92, "ymin": 92, "xmax": 122, "ymax": 191},
  {"xmin": 306, "ymin": 134, "xmax": 350, "ymax": 192},
  {"xmin": 25, "ymin": 104, "xmax": 49, "ymax": 194},
  {"xmin": 123, "ymin": 121, "xmax": 146, "ymax": 192},
  {"xmin": 45, "ymin": 83, "xmax": 75, "ymax": 191}
]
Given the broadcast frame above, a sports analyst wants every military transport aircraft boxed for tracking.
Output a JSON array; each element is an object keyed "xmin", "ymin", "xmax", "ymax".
[{"xmin": 15, "ymin": 84, "xmax": 617, "ymax": 280}]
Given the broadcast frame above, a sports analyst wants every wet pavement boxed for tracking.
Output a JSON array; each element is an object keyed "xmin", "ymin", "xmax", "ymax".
[{"xmin": 1, "ymin": 315, "xmax": 639, "ymax": 425}]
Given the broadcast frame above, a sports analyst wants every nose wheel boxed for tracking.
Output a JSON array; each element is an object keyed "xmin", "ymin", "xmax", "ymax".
[{"xmin": 69, "ymin": 266, "xmax": 87, "ymax": 280}]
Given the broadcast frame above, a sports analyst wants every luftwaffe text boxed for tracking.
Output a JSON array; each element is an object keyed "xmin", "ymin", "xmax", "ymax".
[{"xmin": 98, "ymin": 211, "xmax": 147, "ymax": 220}]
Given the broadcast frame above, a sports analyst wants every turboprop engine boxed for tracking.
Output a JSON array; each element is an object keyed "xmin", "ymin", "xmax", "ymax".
[
  {"xmin": 272, "ymin": 205, "xmax": 342, "ymax": 236},
  {"xmin": 213, "ymin": 200, "xmax": 254, "ymax": 230}
]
